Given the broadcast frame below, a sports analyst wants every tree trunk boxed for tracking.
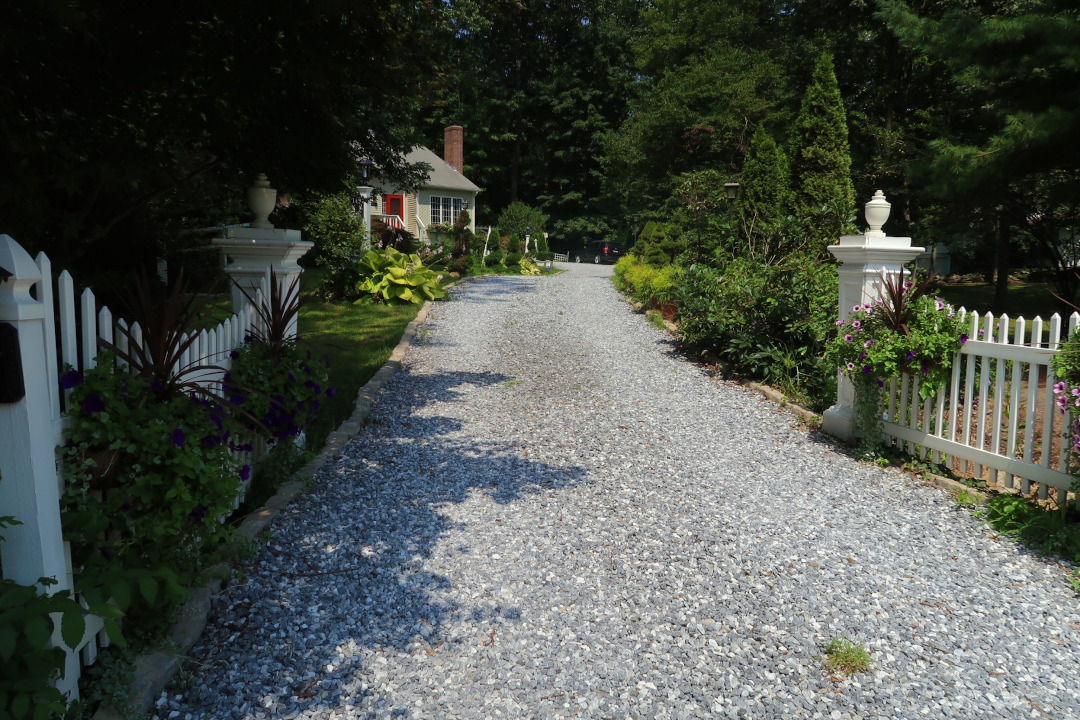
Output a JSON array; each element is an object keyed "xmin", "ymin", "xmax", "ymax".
[{"xmin": 992, "ymin": 211, "xmax": 1010, "ymax": 313}]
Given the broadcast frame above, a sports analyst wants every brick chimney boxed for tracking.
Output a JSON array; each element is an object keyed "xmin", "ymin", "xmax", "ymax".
[{"xmin": 444, "ymin": 125, "xmax": 464, "ymax": 174}]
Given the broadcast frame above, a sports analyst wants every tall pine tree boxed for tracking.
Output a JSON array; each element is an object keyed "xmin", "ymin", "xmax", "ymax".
[{"xmin": 789, "ymin": 51, "xmax": 856, "ymax": 247}]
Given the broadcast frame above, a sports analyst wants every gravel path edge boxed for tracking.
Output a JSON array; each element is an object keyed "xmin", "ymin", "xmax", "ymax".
[{"xmin": 91, "ymin": 281, "xmax": 459, "ymax": 720}]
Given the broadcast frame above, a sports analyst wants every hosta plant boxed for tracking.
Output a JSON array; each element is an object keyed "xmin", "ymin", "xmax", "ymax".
[{"xmin": 355, "ymin": 248, "xmax": 446, "ymax": 304}]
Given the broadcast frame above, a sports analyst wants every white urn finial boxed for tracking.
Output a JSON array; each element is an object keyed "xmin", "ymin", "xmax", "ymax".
[
  {"xmin": 864, "ymin": 190, "xmax": 891, "ymax": 236},
  {"xmin": 247, "ymin": 173, "xmax": 277, "ymax": 229}
]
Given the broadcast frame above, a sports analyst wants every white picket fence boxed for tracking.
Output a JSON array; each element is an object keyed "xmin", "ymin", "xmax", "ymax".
[
  {"xmin": 0, "ymin": 234, "xmax": 272, "ymax": 700},
  {"xmin": 881, "ymin": 307, "xmax": 1079, "ymax": 507}
]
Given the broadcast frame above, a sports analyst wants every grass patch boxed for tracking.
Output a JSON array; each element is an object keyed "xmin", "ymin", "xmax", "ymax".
[
  {"xmin": 298, "ymin": 272, "xmax": 424, "ymax": 452},
  {"xmin": 933, "ymin": 280, "xmax": 1062, "ymax": 331},
  {"xmin": 952, "ymin": 487, "xmax": 984, "ymax": 508},
  {"xmin": 823, "ymin": 636, "xmax": 873, "ymax": 675},
  {"xmin": 981, "ymin": 493, "xmax": 1080, "ymax": 562}
]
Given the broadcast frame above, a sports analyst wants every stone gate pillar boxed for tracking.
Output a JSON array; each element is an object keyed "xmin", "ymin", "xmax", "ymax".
[{"xmin": 821, "ymin": 191, "xmax": 925, "ymax": 441}]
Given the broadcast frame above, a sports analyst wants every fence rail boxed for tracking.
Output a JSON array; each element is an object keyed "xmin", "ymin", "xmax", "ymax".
[
  {"xmin": 881, "ymin": 307, "xmax": 1079, "ymax": 507},
  {"xmin": 0, "ymin": 234, "xmax": 272, "ymax": 700}
]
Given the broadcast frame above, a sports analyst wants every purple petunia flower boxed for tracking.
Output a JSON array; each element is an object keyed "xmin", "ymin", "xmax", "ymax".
[
  {"xmin": 239, "ymin": 465, "xmax": 251, "ymax": 482},
  {"xmin": 876, "ymin": 379, "xmax": 885, "ymax": 388},
  {"xmin": 84, "ymin": 394, "xmax": 105, "ymax": 414},
  {"xmin": 936, "ymin": 299, "xmax": 945, "ymax": 311},
  {"xmin": 852, "ymin": 304, "xmax": 862, "ymax": 313},
  {"xmin": 1072, "ymin": 387, "xmax": 1080, "ymax": 397},
  {"xmin": 862, "ymin": 365, "xmax": 872, "ymax": 374},
  {"xmin": 327, "ymin": 387, "xmax": 338, "ymax": 398},
  {"xmin": 851, "ymin": 320, "xmax": 861, "ymax": 328},
  {"xmin": 859, "ymin": 352, "xmax": 867, "ymax": 360},
  {"xmin": 921, "ymin": 365, "xmax": 929, "ymax": 374},
  {"xmin": 171, "ymin": 428, "xmax": 186, "ymax": 447},
  {"xmin": 1058, "ymin": 395, "xmax": 1068, "ymax": 410},
  {"xmin": 847, "ymin": 362, "xmax": 856, "ymax": 371},
  {"xmin": 230, "ymin": 349, "xmax": 240, "ymax": 360},
  {"xmin": 960, "ymin": 334, "xmax": 968, "ymax": 344},
  {"xmin": 1054, "ymin": 381, "xmax": 1067, "ymax": 394},
  {"xmin": 60, "ymin": 369, "xmax": 84, "ymax": 389},
  {"xmin": 864, "ymin": 340, "xmax": 873, "ymax": 348},
  {"xmin": 844, "ymin": 334, "xmax": 854, "ymax": 342},
  {"xmin": 836, "ymin": 320, "xmax": 845, "ymax": 327}
]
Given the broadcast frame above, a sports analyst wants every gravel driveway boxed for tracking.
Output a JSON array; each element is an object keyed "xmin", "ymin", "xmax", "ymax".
[{"xmin": 163, "ymin": 264, "xmax": 1080, "ymax": 720}]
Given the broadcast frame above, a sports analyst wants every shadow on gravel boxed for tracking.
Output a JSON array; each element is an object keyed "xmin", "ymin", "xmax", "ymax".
[{"xmin": 192, "ymin": 368, "xmax": 590, "ymax": 720}]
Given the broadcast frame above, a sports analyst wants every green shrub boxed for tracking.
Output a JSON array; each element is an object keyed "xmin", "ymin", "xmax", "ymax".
[
  {"xmin": 505, "ymin": 252, "xmax": 523, "ymax": 267},
  {"xmin": 631, "ymin": 221, "xmax": 685, "ymax": 266},
  {"xmin": 303, "ymin": 193, "xmax": 366, "ymax": 301},
  {"xmin": 506, "ymin": 235, "xmax": 522, "ymax": 254},
  {"xmin": 675, "ymin": 254, "xmax": 838, "ymax": 408},
  {"xmin": 0, "ymin": 517, "xmax": 122, "ymax": 720},
  {"xmin": 355, "ymin": 248, "xmax": 447, "ymax": 304},
  {"xmin": 60, "ymin": 357, "xmax": 244, "ymax": 617},
  {"xmin": 484, "ymin": 249, "xmax": 505, "ymax": 267},
  {"xmin": 536, "ymin": 251, "xmax": 555, "ymax": 261},
  {"xmin": 496, "ymin": 202, "xmax": 547, "ymax": 243}
]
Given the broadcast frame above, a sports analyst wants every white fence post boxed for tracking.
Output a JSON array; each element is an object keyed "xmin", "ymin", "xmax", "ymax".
[
  {"xmin": 821, "ymin": 192, "xmax": 925, "ymax": 441},
  {"xmin": 0, "ymin": 235, "xmax": 69, "ymax": 590}
]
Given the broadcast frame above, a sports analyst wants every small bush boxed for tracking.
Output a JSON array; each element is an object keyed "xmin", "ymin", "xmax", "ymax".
[
  {"xmin": 303, "ymin": 194, "xmax": 366, "ymax": 301},
  {"xmin": 485, "ymin": 249, "xmax": 505, "ymax": 267},
  {"xmin": 505, "ymin": 252, "xmax": 523, "ymax": 267}
]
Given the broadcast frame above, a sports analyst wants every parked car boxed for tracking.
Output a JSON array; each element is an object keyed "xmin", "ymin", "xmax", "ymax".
[{"xmin": 575, "ymin": 241, "xmax": 623, "ymax": 264}]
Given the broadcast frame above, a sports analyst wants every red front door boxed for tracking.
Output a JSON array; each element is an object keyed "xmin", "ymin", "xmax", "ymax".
[{"xmin": 385, "ymin": 195, "xmax": 404, "ymax": 222}]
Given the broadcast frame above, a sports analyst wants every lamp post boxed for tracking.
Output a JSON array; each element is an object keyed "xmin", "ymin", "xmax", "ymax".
[
  {"xmin": 355, "ymin": 157, "xmax": 374, "ymax": 249},
  {"xmin": 724, "ymin": 182, "xmax": 740, "ymax": 201}
]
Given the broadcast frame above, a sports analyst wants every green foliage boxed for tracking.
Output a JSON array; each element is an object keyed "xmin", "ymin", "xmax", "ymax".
[
  {"xmin": 0, "ymin": 1, "xmax": 440, "ymax": 267},
  {"xmin": 982, "ymin": 494, "xmax": 1080, "ymax": 562},
  {"xmin": 355, "ymin": 249, "xmax": 447, "ymax": 304},
  {"xmin": 789, "ymin": 51, "xmax": 856, "ymax": 249},
  {"xmin": 505, "ymin": 252, "xmax": 523, "ymax": 267},
  {"xmin": 518, "ymin": 258, "xmax": 542, "ymax": 276},
  {"xmin": 303, "ymin": 194, "xmax": 367, "ymax": 301},
  {"xmin": 484, "ymin": 249, "xmax": 505, "ymax": 267},
  {"xmin": 823, "ymin": 636, "xmax": 873, "ymax": 675},
  {"xmin": 827, "ymin": 272, "xmax": 964, "ymax": 454},
  {"xmin": 496, "ymin": 203, "xmax": 547, "ymax": 246},
  {"xmin": 60, "ymin": 357, "xmax": 243, "ymax": 616},
  {"xmin": 631, "ymin": 222, "xmax": 685, "ymax": 266},
  {"xmin": 0, "ymin": 519, "xmax": 121, "ymax": 720},
  {"xmin": 827, "ymin": 276, "xmax": 965, "ymax": 397},
  {"xmin": 675, "ymin": 254, "xmax": 839, "ymax": 409},
  {"xmin": 614, "ymin": 256, "xmax": 676, "ymax": 307},
  {"xmin": 735, "ymin": 125, "xmax": 792, "ymax": 229},
  {"xmin": 228, "ymin": 340, "xmax": 330, "ymax": 446}
]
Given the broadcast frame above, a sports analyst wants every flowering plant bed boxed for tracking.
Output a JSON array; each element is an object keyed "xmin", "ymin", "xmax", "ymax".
[{"xmin": 828, "ymin": 271, "xmax": 966, "ymax": 452}]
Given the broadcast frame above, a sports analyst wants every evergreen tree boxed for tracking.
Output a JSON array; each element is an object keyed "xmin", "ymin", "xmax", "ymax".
[
  {"xmin": 789, "ymin": 51, "xmax": 856, "ymax": 246},
  {"xmin": 736, "ymin": 125, "xmax": 792, "ymax": 227}
]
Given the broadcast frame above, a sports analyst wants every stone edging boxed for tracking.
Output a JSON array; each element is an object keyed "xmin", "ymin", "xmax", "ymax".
[{"xmin": 94, "ymin": 285, "xmax": 454, "ymax": 719}]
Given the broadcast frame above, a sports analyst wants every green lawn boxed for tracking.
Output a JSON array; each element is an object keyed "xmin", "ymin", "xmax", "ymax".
[
  {"xmin": 297, "ymin": 269, "xmax": 424, "ymax": 452},
  {"xmin": 932, "ymin": 280, "xmax": 1064, "ymax": 321}
]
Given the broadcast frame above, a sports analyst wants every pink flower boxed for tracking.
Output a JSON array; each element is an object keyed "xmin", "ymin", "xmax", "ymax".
[
  {"xmin": 864, "ymin": 340, "xmax": 873, "ymax": 348},
  {"xmin": 1054, "ymin": 381, "xmax": 1067, "ymax": 394},
  {"xmin": 852, "ymin": 304, "xmax": 862, "ymax": 313},
  {"xmin": 851, "ymin": 320, "xmax": 862, "ymax": 328},
  {"xmin": 844, "ymin": 334, "xmax": 854, "ymax": 342}
]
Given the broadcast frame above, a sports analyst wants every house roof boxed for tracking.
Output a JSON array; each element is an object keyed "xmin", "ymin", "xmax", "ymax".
[{"xmin": 405, "ymin": 145, "xmax": 481, "ymax": 193}]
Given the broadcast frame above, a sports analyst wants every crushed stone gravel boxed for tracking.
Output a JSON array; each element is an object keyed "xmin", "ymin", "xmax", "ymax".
[{"xmin": 155, "ymin": 263, "xmax": 1080, "ymax": 720}]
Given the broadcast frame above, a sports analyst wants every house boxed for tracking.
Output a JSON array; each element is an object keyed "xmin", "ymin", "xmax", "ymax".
[{"xmin": 370, "ymin": 125, "xmax": 481, "ymax": 245}]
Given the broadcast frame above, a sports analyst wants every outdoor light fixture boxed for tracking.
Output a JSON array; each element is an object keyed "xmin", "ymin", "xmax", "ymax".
[
  {"xmin": 463, "ymin": 199, "xmax": 470, "ymax": 210},
  {"xmin": 725, "ymin": 182, "xmax": 740, "ymax": 201}
]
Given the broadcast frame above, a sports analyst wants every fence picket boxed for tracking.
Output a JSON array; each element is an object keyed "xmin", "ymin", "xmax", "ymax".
[
  {"xmin": 1022, "ymin": 317, "xmax": 1044, "ymax": 495},
  {"xmin": 961, "ymin": 313, "xmax": 980, "ymax": 475},
  {"xmin": 1005, "ymin": 317, "xmax": 1026, "ymax": 489},
  {"xmin": 990, "ymin": 314, "xmax": 1009, "ymax": 485},
  {"xmin": 80, "ymin": 288, "xmax": 97, "ymax": 370}
]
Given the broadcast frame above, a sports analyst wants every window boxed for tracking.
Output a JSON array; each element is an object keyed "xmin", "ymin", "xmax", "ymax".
[{"xmin": 429, "ymin": 196, "xmax": 465, "ymax": 225}]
